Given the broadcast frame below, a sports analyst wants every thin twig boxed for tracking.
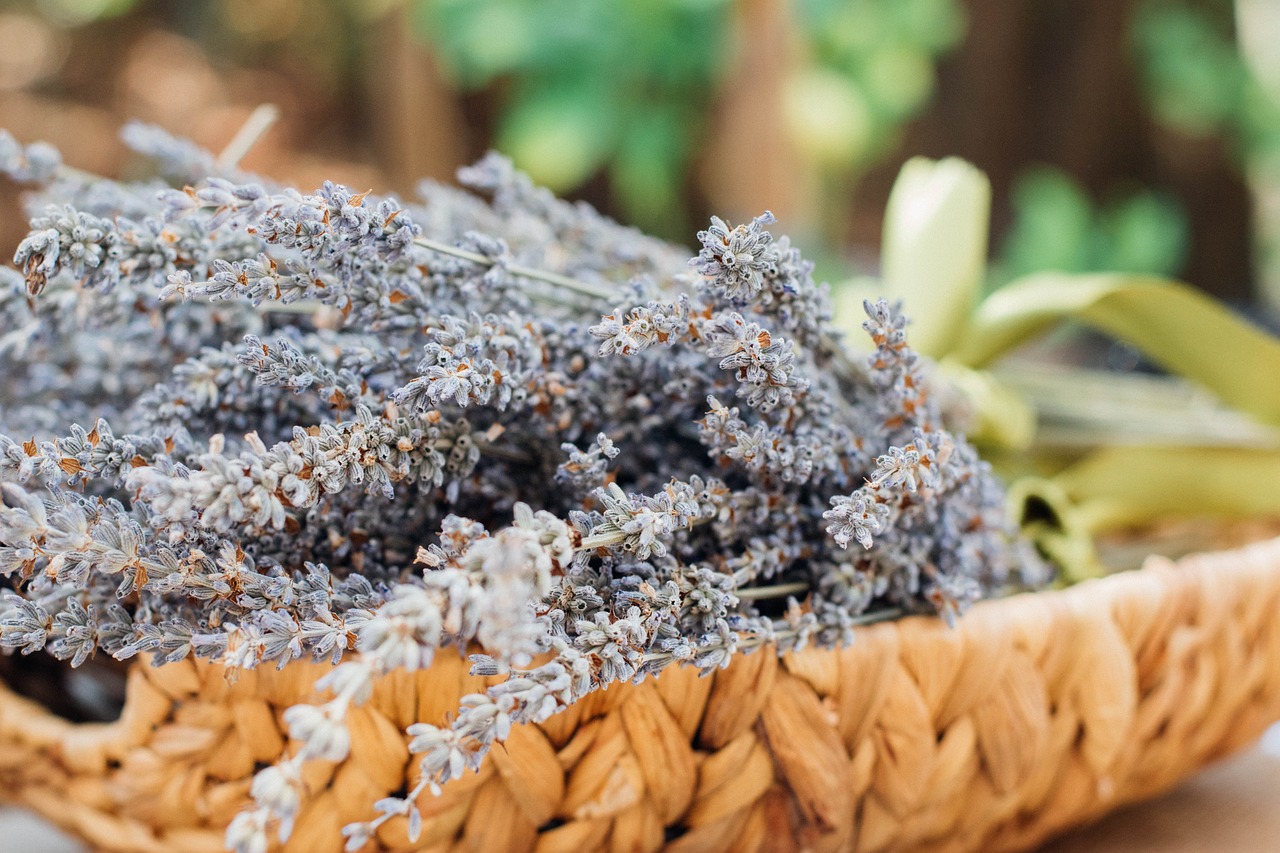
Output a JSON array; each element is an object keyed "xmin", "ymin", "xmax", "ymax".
[
  {"xmin": 733, "ymin": 607, "xmax": 906, "ymax": 653},
  {"xmin": 410, "ymin": 236, "xmax": 867, "ymax": 382},
  {"xmin": 41, "ymin": 128, "xmax": 868, "ymax": 385},
  {"xmin": 470, "ymin": 439, "xmax": 534, "ymax": 465},
  {"xmin": 735, "ymin": 581, "xmax": 810, "ymax": 600},
  {"xmin": 217, "ymin": 104, "xmax": 281, "ymax": 171},
  {"xmin": 412, "ymin": 236, "xmax": 614, "ymax": 300}
]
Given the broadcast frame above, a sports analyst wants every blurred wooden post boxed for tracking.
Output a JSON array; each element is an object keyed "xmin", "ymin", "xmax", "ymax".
[
  {"xmin": 1236, "ymin": 0, "xmax": 1280, "ymax": 316},
  {"xmin": 849, "ymin": 0, "xmax": 1254, "ymax": 302},
  {"xmin": 364, "ymin": 6, "xmax": 467, "ymax": 192},
  {"xmin": 699, "ymin": 0, "xmax": 816, "ymax": 232}
]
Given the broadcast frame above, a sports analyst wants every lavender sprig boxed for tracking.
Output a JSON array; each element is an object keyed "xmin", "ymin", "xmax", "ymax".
[{"xmin": 0, "ymin": 129, "xmax": 1036, "ymax": 853}]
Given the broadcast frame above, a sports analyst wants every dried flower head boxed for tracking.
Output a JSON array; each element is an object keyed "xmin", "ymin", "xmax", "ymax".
[{"xmin": 0, "ymin": 123, "xmax": 1041, "ymax": 853}]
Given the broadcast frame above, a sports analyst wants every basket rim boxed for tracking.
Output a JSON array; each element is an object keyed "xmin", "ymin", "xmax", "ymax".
[{"xmin": 0, "ymin": 533, "xmax": 1279, "ymax": 853}]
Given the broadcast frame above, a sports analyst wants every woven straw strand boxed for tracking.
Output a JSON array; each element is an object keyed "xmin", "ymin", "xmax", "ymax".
[{"xmin": 1, "ymin": 536, "xmax": 1279, "ymax": 853}]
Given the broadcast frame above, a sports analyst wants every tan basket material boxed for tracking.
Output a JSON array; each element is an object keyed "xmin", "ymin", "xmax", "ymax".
[{"xmin": 1, "ymin": 536, "xmax": 1279, "ymax": 853}]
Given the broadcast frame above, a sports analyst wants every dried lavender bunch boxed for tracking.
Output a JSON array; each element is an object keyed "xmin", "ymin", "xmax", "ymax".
[{"xmin": 0, "ymin": 124, "xmax": 1042, "ymax": 853}]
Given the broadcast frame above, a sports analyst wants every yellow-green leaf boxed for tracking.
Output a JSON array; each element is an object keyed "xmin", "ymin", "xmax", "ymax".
[
  {"xmin": 1006, "ymin": 476, "xmax": 1106, "ymax": 584},
  {"xmin": 950, "ymin": 273, "xmax": 1280, "ymax": 426},
  {"xmin": 935, "ymin": 361, "xmax": 1037, "ymax": 450},
  {"xmin": 881, "ymin": 157, "xmax": 991, "ymax": 359},
  {"xmin": 1054, "ymin": 445, "xmax": 1280, "ymax": 531}
]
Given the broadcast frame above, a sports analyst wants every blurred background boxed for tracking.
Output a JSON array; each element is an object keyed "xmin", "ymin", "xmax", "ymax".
[
  {"xmin": 3, "ymin": 3, "xmax": 1280, "ymax": 850},
  {"xmin": 2, "ymin": 0, "xmax": 1280, "ymax": 318}
]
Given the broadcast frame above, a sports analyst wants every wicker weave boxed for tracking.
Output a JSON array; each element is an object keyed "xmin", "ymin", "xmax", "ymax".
[{"xmin": 1, "ymin": 536, "xmax": 1279, "ymax": 853}]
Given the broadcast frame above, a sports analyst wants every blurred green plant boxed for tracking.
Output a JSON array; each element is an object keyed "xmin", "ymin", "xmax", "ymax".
[
  {"xmin": 786, "ymin": 0, "xmax": 964, "ymax": 243},
  {"xmin": 1134, "ymin": 0, "xmax": 1280, "ymax": 159},
  {"xmin": 995, "ymin": 167, "xmax": 1189, "ymax": 286},
  {"xmin": 27, "ymin": 0, "xmax": 138, "ymax": 26},
  {"xmin": 414, "ymin": 0, "xmax": 734, "ymax": 236},
  {"xmin": 839, "ymin": 156, "xmax": 1280, "ymax": 582},
  {"xmin": 1134, "ymin": 0, "xmax": 1280, "ymax": 312},
  {"xmin": 414, "ymin": 0, "xmax": 964, "ymax": 239},
  {"xmin": 789, "ymin": 0, "xmax": 964, "ymax": 174}
]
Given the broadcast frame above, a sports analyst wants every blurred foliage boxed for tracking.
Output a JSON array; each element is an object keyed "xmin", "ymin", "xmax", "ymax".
[
  {"xmin": 1134, "ymin": 0, "xmax": 1280, "ymax": 163},
  {"xmin": 1133, "ymin": 0, "xmax": 1280, "ymax": 313},
  {"xmin": 414, "ymin": 0, "xmax": 735, "ymax": 236},
  {"xmin": 790, "ymin": 0, "xmax": 963, "ymax": 174},
  {"xmin": 844, "ymin": 156, "xmax": 1280, "ymax": 580},
  {"xmin": 413, "ymin": 0, "xmax": 963, "ymax": 238},
  {"xmin": 996, "ymin": 167, "xmax": 1189, "ymax": 286},
  {"xmin": 13, "ymin": 0, "xmax": 1276, "ymax": 310},
  {"xmin": 983, "ymin": 0, "xmax": 1280, "ymax": 299},
  {"xmin": 787, "ymin": 0, "xmax": 964, "ymax": 248},
  {"xmin": 25, "ymin": 0, "xmax": 138, "ymax": 27}
]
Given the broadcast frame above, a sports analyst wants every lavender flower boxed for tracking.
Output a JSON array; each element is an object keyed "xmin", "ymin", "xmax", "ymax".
[
  {"xmin": 701, "ymin": 312, "xmax": 808, "ymax": 412},
  {"xmin": 825, "ymin": 491, "xmax": 889, "ymax": 550},
  {"xmin": 14, "ymin": 205, "xmax": 119, "ymax": 295},
  {"xmin": 590, "ymin": 295, "xmax": 690, "ymax": 355},
  {"xmin": 0, "ymin": 128, "xmax": 1038, "ymax": 853},
  {"xmin": 0, "ymin": 131, "xmax": 61, "ymax": 183},
  {"xmin": 691, "ymin": 211, "xmax": 777, "ymax": 300}
]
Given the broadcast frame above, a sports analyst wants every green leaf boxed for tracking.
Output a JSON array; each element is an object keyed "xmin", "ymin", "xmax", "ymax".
[
  {"xmin": 880, "ymin": 157, "xmax": 991, "ymax": 358},
  {"xmin": 993, "ymin": 364, "xmax": 1280, "ymax": 450},
  {"xmin": 996, "ymin": 168, "xmax": 1093, "ymax": 282},
  {"xmin": 949, "ymin": 273, "xmax": 1280, "ymax": 426},
  {"xmin": 496, "ymin": 87, "xmax": 617, "ymax": 193},
  {"xmin": 1006, "ymin": 476, "xmax": 1106, "ymax": 584},
  {"xmin": 1100, "ymin": 191, "xmax": 1188, "ymax": 277},
  {"xmin": 610, "ymin": 110, "xmax": 686, "ymax": 235},
  {"xmin": 935, "ymin": 361, "xmax": 1037, "ymax": 450},
  {"xmin": 1053, "ymin": 445, "xmax": 1280, "ymax": 532},
  {"xmin": 1007, "ymin": 444, "xmax": 1280, "ymax": 583}
]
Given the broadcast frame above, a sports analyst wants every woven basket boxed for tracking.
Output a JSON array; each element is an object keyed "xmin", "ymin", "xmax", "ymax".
[{"xmin": 2, "ymin": 536, "xmax": 1279, "ymax": 853}]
